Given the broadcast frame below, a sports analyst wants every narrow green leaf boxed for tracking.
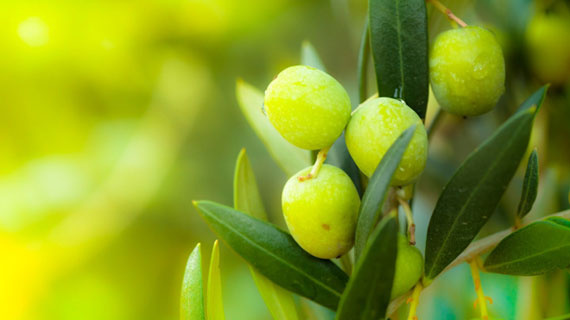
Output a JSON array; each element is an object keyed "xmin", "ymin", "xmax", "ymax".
[
  {"xmin": 357, "ymin": 19, "xmax": 370, "ymax": 103},
  {"xmin": 327, "ymin": 133, "xmax": 363, "ymax": 197},
  {"xmin": 424, "ymin": 87, "xmax": 548, "ymax": 281},
  {"xmin": 236, "ymin": 80, "xmax": 311, "ymax": 176},
  {"xmin": 207, "ymin": 240, "xmax": 225, "ymax": 320},
  {"xmin": 517, "ymin": 85, "xmax": 548, "ymax": 113},
  {"xmin": 547, "ymin": 216, "xmax": 570, "ymax": 229},
  {"xmin": 354, "ymin": 125, "xmax": 416, "ymax": 261},
  {"xmin": 369, "ymin": 0, "xmax": 428, "ymax": 118},
  {"xmin": 234, "ymin": 149, "xmax": 299, "ymax": 320},
  {"xmin": 336, "ymin": 217, "xmax": 398, "ymax": 320},
  {"xmin": 181, "ymin": 243, "xmax": 204, "ymax": 320},
  {"xmin": 193, "ymin": 201, "xmax": 348, "ymax": 310},
  {"xmin": 517, "ymin": 149, "xmax": 539, "ymax": 219},
  {"xmin": 301, "ymin": 41, "xmax": 326, "ymax": 71},
  {"xmin": 484, "ymin": 220, "xmax": 570, "ymax": 275}
]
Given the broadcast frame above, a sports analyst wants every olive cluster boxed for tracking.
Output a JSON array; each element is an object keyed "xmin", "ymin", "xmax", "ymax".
[{"xmin": 263, "ymin": 25, "xmax": 505, "ymax": 298}]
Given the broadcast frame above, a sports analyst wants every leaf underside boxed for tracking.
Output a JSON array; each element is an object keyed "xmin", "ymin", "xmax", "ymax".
[
  {"xmin": 181, "ymin": 243, "xmax": 205, "ymax": 320},
  {"xmin": 517, "ymin": 149, "xmax": 539, "ymax": 219}
]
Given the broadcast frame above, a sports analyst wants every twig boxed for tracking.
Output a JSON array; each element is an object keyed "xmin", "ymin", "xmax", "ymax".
[
  {"xmin": 387, "ymin": 209, "xmax": 570, "ymax": 317},
  {"xmin": 426, "ymin": 0, "xmax": 468, "ymax": 28}
]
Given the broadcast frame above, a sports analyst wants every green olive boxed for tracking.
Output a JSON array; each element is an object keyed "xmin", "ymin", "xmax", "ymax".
[
  {"xmin": 391, "ymin": 234, "xmax": 423, "ymax": 299},
  {"xmin": 264, "ymin": 65, "xmax": 352, "ymax": 150},
  {"xmin": 282, "ymin": 164, "xmax": 360, "ymax": 259},
  {"xmin": 526, "ymin": 12, "xmax": 570, "ymax": 85},
  {"xmin": 430, "ymin": 26, "xmax": 505, "ymax": 116},
  {"xmin": 345, "ymin": 97, "xmax": 428, "ymax": 186}
]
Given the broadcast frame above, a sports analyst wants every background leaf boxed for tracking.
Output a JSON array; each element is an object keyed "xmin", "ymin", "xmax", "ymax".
[
  {"xmin": 194, "ymin": 201, "xmax": 348, "ymax": 310},
  {"xmin": 236, "ymin": 80, "xmax": 311, "ymax": 176},
  {"xmin": 548, "ymin": 216, "xmax": 570, "ymax": 229},
  {"xmin": 484, "ymin": 220, "xmax": 570, "ymax": 275},
  {"xmin": 301, "ymin": 41, "xmax": 326, "ymax": 71},
  {"xmin": 181, "ymin": 243, "xmax": 204, "ymax": 320},
  {"xmin": 517, "ymin": 149, "xmax": 539, "ymax": 219},
  {"xmin": 207, "ymin": 240, "xmax": 225, "ymax": 320},
  {"xmin": 357, "ymin": 20, "xmax": 370, "ymax": 103},
  {"xmin": 368, "ymin": 0, "xmax": 428, "ymax": 118},
  {"xmin": 336, "ymin": 216, "xmax": 398, "ymax": 320},
  {"xmin": 354, "ymin": 125, "xmax": 416, "ymax": 261},
  {"xmin": 424, "ymin": 88, "xmax": 547, "ymax": 281},
  {"xmin": 234, "ymin": 149, "xmax": 299, "ymax": 320}
]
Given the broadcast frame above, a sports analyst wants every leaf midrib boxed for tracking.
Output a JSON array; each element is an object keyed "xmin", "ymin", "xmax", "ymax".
[
  {"xmin": 427, "ymin": 113, "xmax": 530, "ymax": 278},
  {"xmin": 487, "ymin": 242, "xmax": 570, "ymax": 270},
  {"xmin": 202, "ymin": 205, "xmax": 343, "ymax": 298}
]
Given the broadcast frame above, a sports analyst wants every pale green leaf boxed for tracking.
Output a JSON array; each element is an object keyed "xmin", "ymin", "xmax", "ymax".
[
  {"xmin": 207, "ymin": 240, "xmax": 225, "ymax": 320},
  {"xmin": 181, "ymin": 243, "xmax": 205, "ymax": 320}
]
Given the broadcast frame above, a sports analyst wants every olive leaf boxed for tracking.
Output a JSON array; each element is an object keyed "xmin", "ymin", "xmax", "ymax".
[
  {"xmin": 235, "ymin": 80, "xmax": 311, "ymax": 176},
  {"xmin": 369, "ymin": 0, "xmax": 429, "ymax": 118},
  {"xmin": 517, "ymin": 149, "xmax": 539, "ymax": 219},
  {"xmin": 354, "ymin": 125, "xmax": 416, "ymax": 261},
  {"xmin": 484, "ymin": 219, "xmax": 570, "ymax": 275},
  {"xmin": 424, "ymin": 86, "xmax": 548, "ymax": 281},
  {"xmin": 336, "ymin": 216, "xmax": 398, "ymax": 320},
  {"xmin": 207, "ymin": 240, "xmax": 225, "ymax": 320},
  {"xmin": 193, "ymin": 201, "xmax": 348, "ymax": 310},
  {"xmin": 301, "ymin": 41, "xmax": 326, "ymax": 71},
  {"xmin": 234, "ymin": 149, "xmax": 300, "ymax": 320},
  {"xmin": 181, "ymin": 243, "xmax": 205, "ymax": 320}
]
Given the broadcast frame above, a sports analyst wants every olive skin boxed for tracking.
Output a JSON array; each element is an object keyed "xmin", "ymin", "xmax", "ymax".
[
  {"xmin": 282, "ymin": 164, "xmax": 360, "ymax": 259},
  {"xmin": 391, "ymin": 234, "xmax": 424, "ymax": 299},
  {"xmin": 345, "ymin": 97, "xmax": 428, "ymax": 186},
  {"xmin": 264, "ymin": 65, "xmax": 352, "ymax": 150},
  {"xmin": 430, "ymin": 26, "xmax": 505, "ymax": 116}
]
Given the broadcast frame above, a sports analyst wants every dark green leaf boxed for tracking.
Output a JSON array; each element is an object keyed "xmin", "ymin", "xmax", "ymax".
[
  {"xmin": 233, "ymin": 149, "xmax": 300, "ymax": 320},
  {"xmin": 369, "ymin": 0, "xmax": 428, "ymax": 118},
  {"xmin": 336, "ymin": 217, "xmax": 398, "ymax": 320},
  {"xmin": 484, "ymin": 220, "xmax": 570, "ymax": 275},
  {"xmin": 354, "ymin": 125, "xmax": 416, "ymax": 261},
  {"xmin": 193, "ymin": 201, "xmax": 348, "ymax": 310},
  {"xmin": 424, "ymin": 88, "xmax": 546, "ymax": 281},
  {"xmin": 357, "ymin": 19, "xmax": 370, "ymax": 103},
  {"xmin": 301, "ymin": 41, "xmax": 326, "ymax": 71},
  {"xmin": 517, "ymin": 149, "xmax": 539, "ymax": 219},
  {"xmin": 181, "ymin": 243, "xmax": 204, "ymax": 320}
]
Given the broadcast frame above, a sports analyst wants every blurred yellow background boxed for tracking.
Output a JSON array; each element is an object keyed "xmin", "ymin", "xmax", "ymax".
[{"xmin": 1, "ymin": 0, "xmax": 569, "ymax": 319}]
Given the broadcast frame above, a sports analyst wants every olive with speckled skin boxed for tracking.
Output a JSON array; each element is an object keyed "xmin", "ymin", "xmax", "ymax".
[
  {"xmin": 264, "ymin": 65, "xmax": 352, "ymax": 150},
  {"xmin": 282, "ymin": 164, "xmax": 360, "ymax": 259},
  {"xmin": 345, "ymin": 97, "xmax": 428, "ymax": 186},
  {"xmin": 430, "ymin": 26, "xmax": 505, "ymax": 116},
  {"xmin": 391, "ymin": 234, "xmax": 424, "ymax": 299}
]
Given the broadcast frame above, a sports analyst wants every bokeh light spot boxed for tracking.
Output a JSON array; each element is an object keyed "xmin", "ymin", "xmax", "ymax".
[{"xmin": 18, "ymin": 17, "xmax": 49, "ymax": 47}]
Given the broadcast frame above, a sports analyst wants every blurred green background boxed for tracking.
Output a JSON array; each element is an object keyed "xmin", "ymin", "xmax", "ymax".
[{"xmin": 1, "ymin": 0, "xmax": 569, "ymax": 319}]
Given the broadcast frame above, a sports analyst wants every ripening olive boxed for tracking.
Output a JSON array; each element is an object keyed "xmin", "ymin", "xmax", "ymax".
[
  {"xmin": 282, "ymin": 164, "xmax": 360, "ymax": 259},
  {"xmin": 264, "ymin": 65, "xmax": 352, "ymax": 150},
  {"xmin": 430, "ymin": 26, "xmax": 505, "ymax": 116},
  {"xmin": 391, "ymin": 234, "xmax": 424, "ymax": 299},
  {"xmin": 345, "ymin": 97, "xmax": 428, "ymax": 186}
]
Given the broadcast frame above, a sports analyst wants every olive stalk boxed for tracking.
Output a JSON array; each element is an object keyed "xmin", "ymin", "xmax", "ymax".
[
  {"xmin": 298, "ymin": 146, "xmax": 331, "ymax": 181},
  {"xmin": 426, "ymin": 0, "xmax": 468, "ymax": 28}
]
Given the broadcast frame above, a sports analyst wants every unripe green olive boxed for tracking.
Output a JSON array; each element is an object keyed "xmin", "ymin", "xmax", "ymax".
[
  {"xmin": 525, "ymin": 12, "xmax": 570, "ymax": 85},
  {"xmin": 391, "ymin": 234, "xmax": 423, "ymax": 299},
  {"xmin": 282, "ymin": 164, "xmax": 360, "ymax": 259},
  {"xmin": 264, "ymin": 65, "xmax": 352, "ymax": 150},
  {"xmin": 345, "ymin": 97, "xmax": 428, "ymax": 186},
  {"xmin": 430, "ymin": 26, "xmax": 505, "ymax": 116}
]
